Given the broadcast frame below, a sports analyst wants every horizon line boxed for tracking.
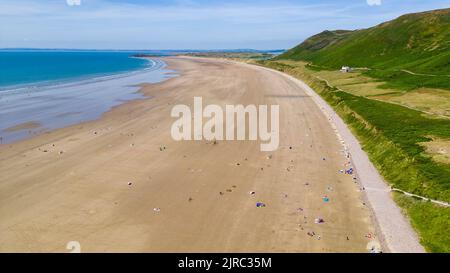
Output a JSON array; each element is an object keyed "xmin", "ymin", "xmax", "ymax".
[{"xmin": 0, "ymin": 48, "xmax": 286, "ymax": 52}]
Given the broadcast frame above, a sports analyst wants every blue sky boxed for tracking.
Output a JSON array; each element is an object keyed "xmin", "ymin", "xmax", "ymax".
[{"xmin": 0, "ymin": 0, "xmax": 448, "ymax": 50}]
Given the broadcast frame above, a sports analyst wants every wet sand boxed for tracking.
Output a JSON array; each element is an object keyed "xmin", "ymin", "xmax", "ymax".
[
  {"xmin": 0, "ymin": 59, "xmax": 172, "ymax": 144},
  {"xmin": 4, "ymin": 121, "xmax": 41, "ymax": 132},
  {"xmin": 0, "ymin": 57, "xmax": 377, "ymax": 252}
]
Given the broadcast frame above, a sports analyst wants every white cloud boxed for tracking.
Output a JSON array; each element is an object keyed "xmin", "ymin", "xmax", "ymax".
[
  {"xmin": 67, "ymin": 0, "xmax": 81, "ymax": 6},
  {"xmin": 367, "ymin": 0, "xmax": 382, "ymax": 6}
]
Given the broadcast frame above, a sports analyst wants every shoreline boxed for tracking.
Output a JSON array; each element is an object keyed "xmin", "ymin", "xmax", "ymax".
[
  {"xmin": 0, "ymin": 50, "xmax": 159, "ymax": 93},
  {"xmin": 0, "ymin": 58, "xmax": 175, "ymax": 145}
]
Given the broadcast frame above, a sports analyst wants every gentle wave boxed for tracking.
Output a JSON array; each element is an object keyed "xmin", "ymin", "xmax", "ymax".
[
  {"xmin": 0, "ymin": 58, "xmax": 164, "ymax": 95},
  {"xmin": 0, "ymin": 58, "xmax": 175, "ymax": 144}
]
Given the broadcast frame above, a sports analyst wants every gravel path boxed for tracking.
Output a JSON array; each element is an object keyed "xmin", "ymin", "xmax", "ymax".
[{"xmin": 256, "ymin": 65, "xmax": 425, "ymax": 253}]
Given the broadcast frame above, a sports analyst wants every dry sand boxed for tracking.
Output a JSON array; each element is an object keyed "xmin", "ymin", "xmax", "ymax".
[{"xmin": 0, "ymin": 57, "xmax": 379, "ymax": 252}]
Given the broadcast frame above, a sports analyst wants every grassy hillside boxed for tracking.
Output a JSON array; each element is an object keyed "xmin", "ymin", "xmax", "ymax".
[{"xmin": 277, "ymin": 8, "xmax": 450, "ymax": 90}]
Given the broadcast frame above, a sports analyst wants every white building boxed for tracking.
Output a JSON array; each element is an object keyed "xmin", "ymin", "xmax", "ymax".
[{"xmin": 341, "ymin": 66, "xmax": 351, "ymax": 73}]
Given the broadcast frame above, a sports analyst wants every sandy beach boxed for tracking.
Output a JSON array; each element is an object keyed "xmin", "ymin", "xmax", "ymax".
[{"xmin": 0, "ymin": 57, "xmax": 379, "ymax": 252}]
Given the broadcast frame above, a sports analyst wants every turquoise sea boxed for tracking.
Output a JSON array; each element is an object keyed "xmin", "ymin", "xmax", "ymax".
[
  {"xmin": 0, "ymin": 50, "xmax": 175, "ymax": 144},
  {"xmin": 0, "ymin": 50, "xmax": 164, "ymax": 90}
]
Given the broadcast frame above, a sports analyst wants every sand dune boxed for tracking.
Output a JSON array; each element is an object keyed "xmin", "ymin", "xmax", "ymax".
[{"xmin": 0, "ymin": 57, "xmax": 377, "ymax": 252}]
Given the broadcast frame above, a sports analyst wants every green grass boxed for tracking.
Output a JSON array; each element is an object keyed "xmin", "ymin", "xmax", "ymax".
[
  {"xmin": 365, "ymin": 69, "xmax": 450, "ymax": 91},
  {"xmin": 394, "ymin": 193, "xmax": 450, "ymax": 253},
  {"xmin": 333, "ymin": 91, "xmax": 450, "ymax": 201},
  {"xmin": 304, "ymin": 65, "xmax": 450, "ymax": 91},
  {"xmin": 277, "ymin": 8, "xmax": 450, "ymax": 90},
  {"xmin": 256, "ymin": 59, "xmax": 450, "ymax": 252}
]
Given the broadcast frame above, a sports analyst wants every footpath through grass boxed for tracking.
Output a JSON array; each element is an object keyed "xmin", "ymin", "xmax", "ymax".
[
  {"xmin": 256, "ymin": 60, "xmax": 450, "ymax": 253},
  {"xmin": 365, "ymin": 68, "xmax": 450, "ymax": 91},
  {"xmin": 306, "ymin": 63, "xmax": 450, "ymax": 91}
]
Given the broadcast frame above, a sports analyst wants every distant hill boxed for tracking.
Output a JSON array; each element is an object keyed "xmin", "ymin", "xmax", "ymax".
[{"xmin": 277, "ymin": 8, "xmax": 450, "ymax": 76}]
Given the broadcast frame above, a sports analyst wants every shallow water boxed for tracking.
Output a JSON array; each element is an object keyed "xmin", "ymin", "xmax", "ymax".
[
  {"xmin": 0, "ymin": 50, "xmax": 157, "ymax": 90},
  {"xmin": 0, "ymin": 59, "xmax": 176, "ymax": 144}
]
